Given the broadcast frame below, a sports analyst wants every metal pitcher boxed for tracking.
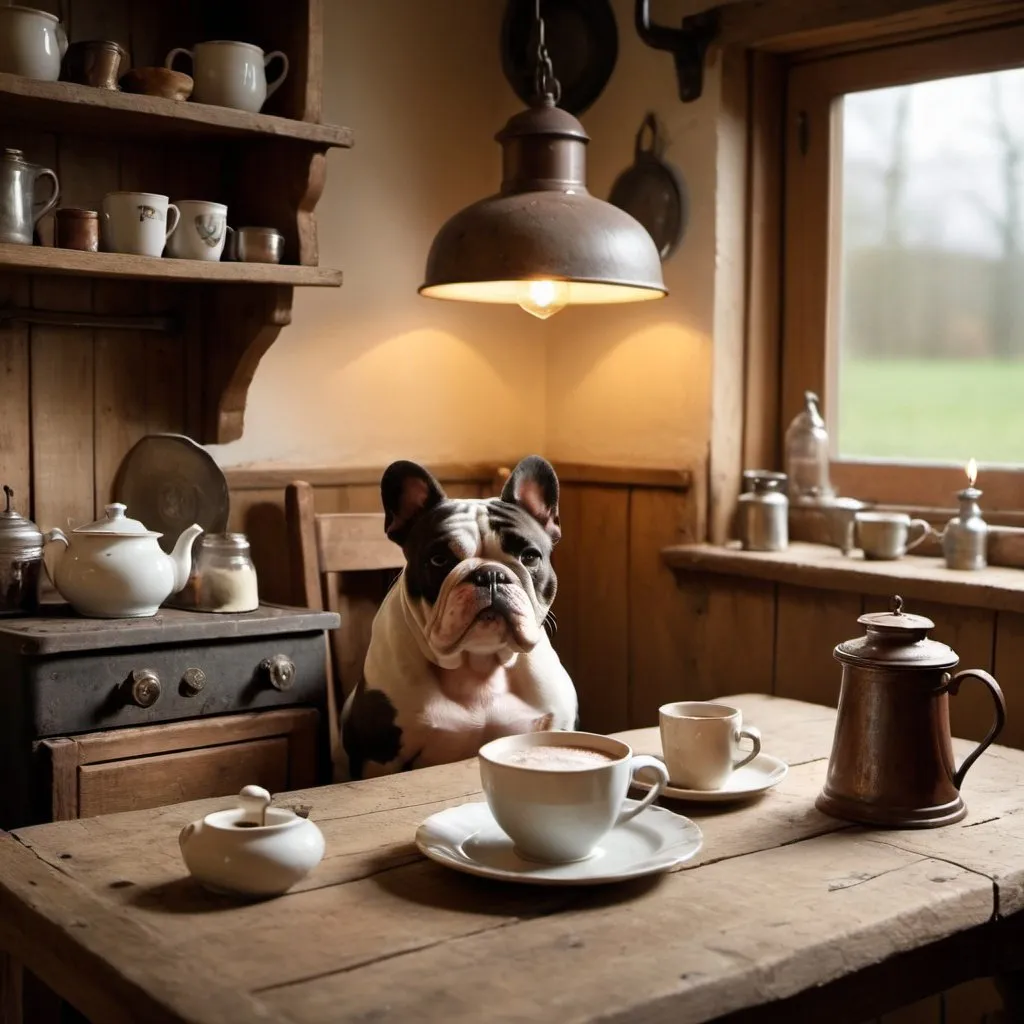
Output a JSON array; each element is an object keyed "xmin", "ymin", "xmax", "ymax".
[
  {"xmin": 817, "ymin": 595, "xmax": 1006, "ymax": 828},
  {"xmin": 0, "ymin": 148, "xmax": 60, "ymax": 245}
]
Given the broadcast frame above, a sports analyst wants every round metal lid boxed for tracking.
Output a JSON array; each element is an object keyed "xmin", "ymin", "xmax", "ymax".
[
  {"xmin": 0, "ymin": 485, "xmax": 43, "ymax": 552},
  {"xmin": 72, "ymin": 503, "xmax": 161, "ymax": 537},
  {"xmin": 834, "ymin": 595, "xmax": 958, "ymax": 670}
]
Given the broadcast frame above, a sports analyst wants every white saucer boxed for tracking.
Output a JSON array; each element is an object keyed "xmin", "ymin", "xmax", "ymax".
[
  {"xmin": 631, "ymin": 752, "xmax": 789, "ymax": 804},
  {"xmin": 415, "ymin": 800, "xmax": 703, "ymax": 885}
]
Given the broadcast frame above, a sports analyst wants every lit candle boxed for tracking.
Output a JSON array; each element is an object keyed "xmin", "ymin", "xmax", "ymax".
[{"xmin": 966, "ymin": 457, "xmax": 978, "ymax": 488}]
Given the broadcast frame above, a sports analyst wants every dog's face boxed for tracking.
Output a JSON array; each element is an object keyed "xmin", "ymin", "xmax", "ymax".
[{"xmin": 381, "ymin": 456, "xmax": 561, "ymax": 663}]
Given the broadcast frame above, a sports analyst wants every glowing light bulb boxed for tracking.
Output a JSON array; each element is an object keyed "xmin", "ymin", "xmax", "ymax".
[
  {"xmin": 518, "ymin": 280, "xmax": 569, "ymax": 319},
  {"xmin": 967, "ymin": 457, "xmax": 978, "ymax": 487}
]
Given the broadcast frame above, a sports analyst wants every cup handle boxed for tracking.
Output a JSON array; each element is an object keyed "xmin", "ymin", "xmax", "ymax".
[
  {"xmin": 56, "ymin": 22, "xmax": 68, "ymax": 59},
  {"xmin": 165, "ymin": 47, "xmax": 193, "ymax": 71},
  {"xmin": 264, "ymin": 50, "xmax": 289, "ymax": 99},
  {"xmin": 615, "ymin": 754, "xmax": 668, "ymax": 827},
  {"xmin": 33, "ymin": 169, "xmax": 60, "ymax": 224},
  {"xmin": 732, "ymin": 724, "xmax": 761, "ymax": 770},
  {"xmin": 946, "ymin": 669, "xmax": 1006, "ymax": 790},
  {"xmin": 164, "ymin": 204, "xmax": 181, "ymax": 241},
  {"xmin": 906, "ymin": 518, "xmax": 933, "ymax": 552}
]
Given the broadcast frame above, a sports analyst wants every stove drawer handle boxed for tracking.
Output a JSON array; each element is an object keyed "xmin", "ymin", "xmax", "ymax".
[
  {"xmin": 125, "ymin": 669, "xmax": 161, "ymax": 708},
  {"xmin": 260, "ymin": 654, "xmax": 296, "ymax": 691}
]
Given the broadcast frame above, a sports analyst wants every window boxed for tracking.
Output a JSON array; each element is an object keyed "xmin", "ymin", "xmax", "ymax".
[{"xmin": 782, "ymin": 22, "xmax": 1024, "ymax": 511}]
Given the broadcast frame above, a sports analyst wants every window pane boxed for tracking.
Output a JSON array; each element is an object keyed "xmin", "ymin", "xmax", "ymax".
[{"xmin": 836, "ymin": 70, "xmax": 1024, "ymax": 466}]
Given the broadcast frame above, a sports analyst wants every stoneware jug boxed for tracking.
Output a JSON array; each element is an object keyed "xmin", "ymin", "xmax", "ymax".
[
  {"xmin": 0, "ymin": 6, "xmax": 68, "ymax": 80},
  {"xmin": 179, "ymin": 785, "xmax": 325, "ymax": 898},
  {"xmin": 43, "ymin": 503, "xmax": 202, "ymax": 618},
  {"xmin": 0, "ymin": 148, "xmax": 60, "ymax": 245},
  {"xmin": 817, "ymin": 595, "xmax": 1006, "ymax": 828}
]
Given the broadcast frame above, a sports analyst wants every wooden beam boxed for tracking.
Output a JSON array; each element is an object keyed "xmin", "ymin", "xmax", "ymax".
[{"xmin": 714, "ymin": 0, "xmax": 1024, "ymax": 52}]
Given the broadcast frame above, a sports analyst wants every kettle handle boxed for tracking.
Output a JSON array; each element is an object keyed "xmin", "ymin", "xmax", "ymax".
[{"xmin": 946, "ymin": 669, "xmax": 1006, "ymax": 790}]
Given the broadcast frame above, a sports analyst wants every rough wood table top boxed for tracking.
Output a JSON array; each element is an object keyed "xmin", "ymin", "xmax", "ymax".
[{"xmin": 2, "ymin": 693, "xmax": 1022, "ymax": 1024}]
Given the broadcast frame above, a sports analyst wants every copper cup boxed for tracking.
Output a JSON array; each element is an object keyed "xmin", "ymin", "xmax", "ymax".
[
  {"xmin": 55, "ymin": 209, "xmax": 100, "ymax": 252},
  {"xmin": 62, "ymin": 40, "xmax": 129, "ymax": 90}
]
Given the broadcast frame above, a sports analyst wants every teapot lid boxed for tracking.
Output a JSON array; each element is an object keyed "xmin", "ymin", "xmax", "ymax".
[
  {"xmin": 72, "ymin": 502, "xmax": 161, "ymax": 538},
  {"xmin": 0, "ymin": 485, "xmax": 43, "ymax": 552},
  {"xmin": 834, "ymin": 594, "xmax": 958, "ymax": 670}
]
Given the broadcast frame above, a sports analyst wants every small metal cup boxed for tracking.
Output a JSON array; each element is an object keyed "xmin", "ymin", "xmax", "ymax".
[
  {"xmin": 225, "ymin": 226, "xmax": 284, "ymax": 264},
  {"xmin": 63, "ymin": 40, "xmax": 129, "ymax": 90},
  {"xmin": 55, "ymin": 208, "xmax": 100, "ymax": 252}
]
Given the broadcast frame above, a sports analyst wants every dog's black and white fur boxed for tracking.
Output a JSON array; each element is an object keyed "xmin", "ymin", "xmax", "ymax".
[{"xmin": 339, "ymin": 456, "xmax": 578, "ymax": 778}]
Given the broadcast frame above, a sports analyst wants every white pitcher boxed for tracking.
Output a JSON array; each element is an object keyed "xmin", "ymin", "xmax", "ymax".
[
  {"xmin": 0, "ymin": 6, "xmax": 68, "ymax": 81},
  {"xmin": 165, "ymin": 41, "xmax": 289, "ymax": 113}
]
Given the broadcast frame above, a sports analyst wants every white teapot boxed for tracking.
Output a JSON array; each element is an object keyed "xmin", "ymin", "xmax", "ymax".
[
  {"xmin": 43, "ymin": 503, "xmax": 202, "ymax": 618},
  {"xmin": 179, "ymin": 786, "xmax": 325, "ymax": 898}
]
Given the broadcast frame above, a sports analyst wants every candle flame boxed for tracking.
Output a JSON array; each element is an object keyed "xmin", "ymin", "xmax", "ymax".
[{"xmin": 966, "ymin": 458, "xmax": 978, "ymax": 487}]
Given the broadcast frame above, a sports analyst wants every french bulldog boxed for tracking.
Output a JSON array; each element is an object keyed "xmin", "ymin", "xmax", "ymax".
[{"xmin": 340, "ymin": 455, "xmax": 578, "ymax": 779}]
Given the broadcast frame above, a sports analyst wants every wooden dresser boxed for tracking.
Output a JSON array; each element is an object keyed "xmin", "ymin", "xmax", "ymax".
[{"xmin": 0, "ymin": 603, "xmax": 338, "ymax": 829}]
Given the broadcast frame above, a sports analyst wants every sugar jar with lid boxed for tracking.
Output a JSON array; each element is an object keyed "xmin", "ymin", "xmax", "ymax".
[
  {"xmin": 817, "ymin": 595, "xmax": 1006, "ymax": 828},
  {"xmin": 0, "ymin": 485, "xmax": 43, "ymax": 614},
  {"xmin": 784, "ymin": 391, "xmax": 834, "ymax": 502},
  {"xmin": 173, "ymin": 533, "xmax": 259, "ymax": 613}
]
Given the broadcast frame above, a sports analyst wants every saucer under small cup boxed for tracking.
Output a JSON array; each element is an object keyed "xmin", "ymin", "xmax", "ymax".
[
  {"xmin": 415, "ymin": 800, "xmax": 703, "ymax": 885},
  {"xmin": 631, "ymin": 752, "xmax": 789, "ymax": 804}
]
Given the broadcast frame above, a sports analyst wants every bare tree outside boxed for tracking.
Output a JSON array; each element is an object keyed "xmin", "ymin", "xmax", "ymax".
[{"xmin": 835, "ymin": 69, "xmax": 1024, "ymax": 466}]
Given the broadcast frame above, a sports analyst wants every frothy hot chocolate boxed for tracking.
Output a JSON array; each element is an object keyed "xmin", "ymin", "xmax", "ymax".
[{"xmin": 497, "ymin": 746, "xmax": 616, "ymax": 771}]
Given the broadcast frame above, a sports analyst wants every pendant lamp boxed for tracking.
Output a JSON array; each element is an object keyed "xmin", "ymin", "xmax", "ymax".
[{"xmin": 419, "ymin": 2, "xmax": 667, "ymax": 319}]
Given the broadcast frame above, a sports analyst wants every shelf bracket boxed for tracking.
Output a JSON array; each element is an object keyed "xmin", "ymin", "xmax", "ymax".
[
  {"xmin": 0, "ymin": 307, "xmax": 178, "ymax": 333},
  {"xmin": 635, "ymin": 1, "xmax": 719, "ymax": 103}
]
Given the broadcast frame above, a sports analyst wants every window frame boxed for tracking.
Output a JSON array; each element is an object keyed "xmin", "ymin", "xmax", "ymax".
[{"xmin": 780, "ymin": 19, "xmax": 1024, "ymax": 513}]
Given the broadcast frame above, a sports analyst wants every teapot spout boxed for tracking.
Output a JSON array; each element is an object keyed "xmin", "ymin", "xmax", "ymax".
[
  {"xmin": 42, "ymin": 528, "xmax": 68, "ymax": 585},
  {"xmin": 169, "ymin": 524, "xmax": 203, "ymax": 594}
]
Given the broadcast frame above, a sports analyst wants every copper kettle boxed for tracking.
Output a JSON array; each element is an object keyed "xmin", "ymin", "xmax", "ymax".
[{"xmin": 817, "ymin": 595, "xmax": 1006, "ymax": 828}]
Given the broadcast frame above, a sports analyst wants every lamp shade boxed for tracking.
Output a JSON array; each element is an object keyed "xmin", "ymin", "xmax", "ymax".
[{"xmin": 420, "ymin": 98, "xmax": 667, "ymax": 315}]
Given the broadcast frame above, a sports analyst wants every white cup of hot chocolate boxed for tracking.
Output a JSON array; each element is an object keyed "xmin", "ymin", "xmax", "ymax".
[{"xmin": 477, "ymin": 731, "xmax": 669, "ymax": 863}]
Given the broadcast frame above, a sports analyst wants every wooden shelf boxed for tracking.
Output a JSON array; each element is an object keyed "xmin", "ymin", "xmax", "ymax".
[
  {"xmin": 662, "ymin": 541, "xmax": 1024, "ymax": 614},
  {"xmin": 0, "ymin": 72, "xmax": 353, "ymax": 147},
  {"xmin": 0, "ymin": 244, "xmax": 342, "ymax": 287}
]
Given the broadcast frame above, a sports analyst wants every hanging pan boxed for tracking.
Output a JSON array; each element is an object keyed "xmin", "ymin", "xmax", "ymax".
[{"xmin": 609, "ymin": 113, "xmax": 688, "ymax": 262}]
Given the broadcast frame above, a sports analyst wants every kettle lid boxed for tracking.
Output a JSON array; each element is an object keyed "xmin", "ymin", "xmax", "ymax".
[
  {"xmin": 834, "ymin": 594, "xmax": 958, "ymax": 669},
  {"xmin": 0, "ymin": 485, "xmax": 43, "ymax": 552},
  {"xmin": 72, "ymin": 502, "xmax": 161, "ymax": 538}
]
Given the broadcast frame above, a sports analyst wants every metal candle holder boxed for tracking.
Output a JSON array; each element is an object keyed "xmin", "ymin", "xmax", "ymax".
[{"xmin": 941, "ymin": 486, "xmax": 988, "ymax": 571}]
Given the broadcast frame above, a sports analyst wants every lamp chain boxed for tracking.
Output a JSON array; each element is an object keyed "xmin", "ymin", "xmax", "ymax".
[{"xmin": 531, "ymin": 0, "xmax": 562, "ymax": 105}]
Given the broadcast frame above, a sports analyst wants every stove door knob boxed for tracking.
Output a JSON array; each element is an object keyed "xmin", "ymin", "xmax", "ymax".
[
  {"xmin": 180, "ymin": 667, "xmax": 206, "ymax": 697},
  {"xmin": 260, "ymin": 654, "xmax": 296, "ymax": 691},
  {"xmin": 126, "ymin": 669, "xmax": 161, "ymax": 708}
]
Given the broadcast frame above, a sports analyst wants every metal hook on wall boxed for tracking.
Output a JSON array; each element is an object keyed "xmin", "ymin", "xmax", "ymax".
[{"xmin": 634, "ymin": 0, "xmax": 719, "ymax": 103}]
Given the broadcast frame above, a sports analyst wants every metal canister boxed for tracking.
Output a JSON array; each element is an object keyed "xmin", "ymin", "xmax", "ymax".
[
  {"xmin": 738, "ymin": 471, "xmax": 788, "ymax": 551},
  {"xmin": 0, "ymin": 485, "xmax": 42, "ymax": 614}
]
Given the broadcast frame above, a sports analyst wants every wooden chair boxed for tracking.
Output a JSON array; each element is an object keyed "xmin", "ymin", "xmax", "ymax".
[{"xmin": 285, "ymin": 481, "xmax": 404, "ymax": 776}]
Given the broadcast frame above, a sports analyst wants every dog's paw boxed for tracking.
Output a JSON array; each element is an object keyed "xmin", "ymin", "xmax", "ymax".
[{"xmin": 531, "ymin": 712, "xmax": 555, "ymax": 733}]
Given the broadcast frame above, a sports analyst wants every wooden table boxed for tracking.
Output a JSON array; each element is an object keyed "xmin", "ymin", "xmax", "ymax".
[{"xmin": 2, "ymin": 693, "xmax": 1023, "ymax": 1024}]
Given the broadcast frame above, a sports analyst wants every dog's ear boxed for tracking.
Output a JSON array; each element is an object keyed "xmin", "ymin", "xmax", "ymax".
[
  {"xmin": 381, "ymin": 461, "xmax": 446, "ymax": 545},
  {"xmin": 501, "ymin": 455, "xmax": 561, "ymax": 544}
]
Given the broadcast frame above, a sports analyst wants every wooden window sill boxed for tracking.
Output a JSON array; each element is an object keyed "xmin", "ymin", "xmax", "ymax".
[{"xmin": 662, "ymin": 541, "xmax": 1024, "ymax": 614}]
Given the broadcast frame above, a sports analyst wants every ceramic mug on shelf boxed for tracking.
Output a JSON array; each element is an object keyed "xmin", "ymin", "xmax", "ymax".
[
  {"xmin": 659, "ymin": 701, "xmax": 762, "ymax": 791},
  {"xmin": 165, "ymin": 40, "xmax": 289, "ymax": 113},
  {"xmin": 0, "ymin": 6, "xmax": 68, "ymax": 81},
  {"xmin": 855, "ymin": 511, "xmax": 932, "ymax": 561},
  {"xmin": 100, "ymin": 192, "xmax": 180, "ymax": 258},
  {"xmin": 165, "ymin": 200, "xmax": 228, "ymax": 260},
  {"xmin": 477, "ymin": 731, "xmax": 669, "ymax": 863}
]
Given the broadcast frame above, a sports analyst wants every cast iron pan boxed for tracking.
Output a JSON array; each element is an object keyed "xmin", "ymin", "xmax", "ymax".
[
  {"xmin": 114, "ymin": 434, "xmax": 230, "ymax": 554},
  {"xmin": 501, "ymin": 0, "xmax": 618, "ymax": 116},
  {"xmin": 609, "ymin": 113, "xmax": 688, "ymax": 261}
]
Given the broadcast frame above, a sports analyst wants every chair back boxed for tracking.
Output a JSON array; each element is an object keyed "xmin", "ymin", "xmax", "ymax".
[{"xmin": 285, "ymin": 481, "xmax": 404, "ymax": 769}]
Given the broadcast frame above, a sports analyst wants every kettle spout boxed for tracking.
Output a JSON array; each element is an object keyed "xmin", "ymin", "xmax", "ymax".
[
  {"xmin": 169, "ymin": 524, "xmax": 203, "ymax": 594},
  {"xmin": 42, "ymin": 528, "xmax": 68, "ymax": 585}
]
